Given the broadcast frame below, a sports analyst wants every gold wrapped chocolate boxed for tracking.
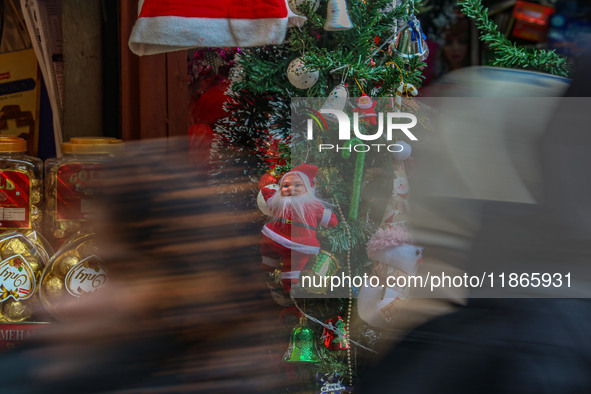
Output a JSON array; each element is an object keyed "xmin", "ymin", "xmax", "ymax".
[
  {"xmin": 1, "ymin": 236, "xmax": 29, "ymax": 259},
  {"xmin": 2, "ymin": 299, "xmax": 32, "ymax": 322},
  {"xmin": 31, "ymin": 189, "xmax": 42, "ymax": 205},
  {"xmin": 56, "ymin": 251, "xmax": 80, "ymax": 278},
  {"xmin": 41, "ymin": 275, "xmax": 65, "ymax": 302}
]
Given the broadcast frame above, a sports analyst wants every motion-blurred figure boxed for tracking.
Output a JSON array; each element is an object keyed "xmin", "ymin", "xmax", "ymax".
[
  {"xmin": 360, "ymin": 57, "xmax": 591, "ymax": 393},
  {"xmin": 0, "ymin": 138, "xmax": 286, "ymax": 393}
]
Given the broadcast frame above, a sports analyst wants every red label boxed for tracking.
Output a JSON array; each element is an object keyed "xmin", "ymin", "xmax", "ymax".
[
  {"xmin": 56, "ymin": 164, "xmax": 101, "ymax": 221},
  {"xmin": 0, "ymin": 171, "xmax": 30, "ymax": 229},
  {"xmin": 0, "ymin": 323, "xmax": 49, "ymax": 351}
]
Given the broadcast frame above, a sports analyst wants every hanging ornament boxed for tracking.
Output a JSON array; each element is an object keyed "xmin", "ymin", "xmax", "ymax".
[
  {"xmin": 392, "ymin": 140, "xmax": 412, "ymax": 161},
  {"xmin": 283, "ymin": 317, "xmax": 322, "ymax": 362},
  {"xmin": 258, "ymin": 173, "xmax": 278, "ymax": 190},
  {"xmin": 316, "ymin": 373, "xmax": 354, "ymax": 394},
  {"xmin": 320, "ymin": 84, "xmax": 348, "ymax": 122},
  {"xmin": 300, "ymin": 250, "xmax": 341, "ymax": 295},
  {"xmin": 353, "ymin": 94, "xmax": 378, "ymax": 125},
  {"xmin": 257, "ymin": 184, "xmax": 279, "ymax": 216},
  {"xmin": 324, "ymin": 0, "xmax": 353, "ymax": 31},
  {"xmin": 393, "ymin": 81, "xmax": 418, "ymax": 112},
  {"xmin": 288, "ymin": 0, "xmax": 320, "ymax": 16},
  {"xmin": 392, "ymin": 16, "xmax": 428, "ymax": 63},
  {"xmin": 287, "ymin": 57, "xmax": 320, "ymax": 90},
  {"xmin": 322, "ymin": 316, "xmax": 350, "ymax": 351}
]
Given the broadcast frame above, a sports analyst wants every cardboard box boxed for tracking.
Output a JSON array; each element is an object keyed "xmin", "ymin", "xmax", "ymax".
[
  {"xmin": 0, "ymin": 322, "xmax": 49, "ymax": 351},
  {"xmin": 0, "ymin": 48, "xmax": 41, "ymax": 156}
]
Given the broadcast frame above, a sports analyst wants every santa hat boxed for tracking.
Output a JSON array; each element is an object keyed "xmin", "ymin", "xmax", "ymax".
[
  {"xmin": 129, "ymin": 0, "xmax": 289, "ymax": 56},
  {"xmin": 280, "ymin": 164, "xmax": 318, "ymax": 190},
  {"xmin": 366, "ymin": 225, "xmax": 412, "ymax": 260}
]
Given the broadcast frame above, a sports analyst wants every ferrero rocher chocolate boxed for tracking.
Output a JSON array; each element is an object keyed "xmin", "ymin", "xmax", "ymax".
[
  {"xmin": 45, "ymin": 137, "xmax": 122, "ymax": 242},
  {"xmin": 2, "ymin": 299, "xmax": 32, "ymax": 322},
  {"xmin": 1, "ymin": 237, "xmax": 29, "ymax": 259},
  {"xmin": 0, "ymin": 232, "xmax": 48, "ymax": 322},
  {"xmin": 39, "ymin": 234, "xmax": 107, "ymax": 319},
  {"xmin": 41, "ymin": 275, "xmax": 65, "ymax": 301},
  {"xmin": 0, "ymin": 137, "xmax": 43, "ymax": 233},
  {"xmin": 56, "ymin": 251, "xmax": 80, "ymax": 277}
]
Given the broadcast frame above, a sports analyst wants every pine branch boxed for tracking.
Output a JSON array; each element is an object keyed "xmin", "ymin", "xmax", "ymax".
[{"xmin": 458, "ymin": 0, "xmax": 570, "ymax": 77}]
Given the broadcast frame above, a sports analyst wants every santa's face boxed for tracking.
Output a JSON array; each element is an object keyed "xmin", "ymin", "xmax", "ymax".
[{"xmin": 281, "ymin": 173, "xmax": 307, "ymax": 196}]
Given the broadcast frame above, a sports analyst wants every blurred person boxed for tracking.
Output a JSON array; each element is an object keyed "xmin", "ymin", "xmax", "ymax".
[
  {"xmin": 0, "ymin": 138, "xmax": 287, "ymax": 393},
  {"xmin": 359, "ymin": 57, "xmax": 591, "ymax": 392},
  {"xmin": 441, "ymin": 17, "xmax": 470, "ymax": 73}
]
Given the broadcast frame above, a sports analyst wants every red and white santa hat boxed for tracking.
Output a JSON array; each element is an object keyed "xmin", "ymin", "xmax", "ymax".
[
  {"xmin": 129, "ymin": 0, "xmax": 289, "ymax": 56},
  {"xmin": 280, "ymin": 164, "xmax": 319, "ymax": 191}
]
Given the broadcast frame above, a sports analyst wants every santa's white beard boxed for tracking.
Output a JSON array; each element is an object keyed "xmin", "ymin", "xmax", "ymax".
[{"xmin": 267, "ymin": 192, "xmax": 323, "ymax": 222}]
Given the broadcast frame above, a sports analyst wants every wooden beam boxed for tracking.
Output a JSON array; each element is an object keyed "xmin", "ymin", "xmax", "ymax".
[
  {"xmin": 139, "ymin": 54, "xmax": 168, "ymax": 139},
  {"xmin": 120, "ymin": 0, "xmax": 140, "ymax": 140},
  {"xmin": 62, "ymin": 0, "xmax": 103, "ymax": 140},
  {"xmin": 166, "ymin": 51, "xmax": 189, "ymax": 137}
]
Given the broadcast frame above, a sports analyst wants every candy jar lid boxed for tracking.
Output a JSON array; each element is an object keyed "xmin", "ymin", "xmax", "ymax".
[
  {"xmin": 0, "ymin": 137, "xmax": 27, "ymax": 153},
  {"xmin": 61, "ymin": 137, "xmax": 123, "ymax": 154}
]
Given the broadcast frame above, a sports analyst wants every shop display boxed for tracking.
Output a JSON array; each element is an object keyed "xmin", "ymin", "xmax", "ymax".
[
  {"xmin": 45, "ymin": 137, "xmax": 122, "ymax": 243},
  {"xmin": 38, "ymin": 233, "xmax": 106, "ymax": 319},
  {"xmin": 0, "ymin": 232, "xmax": 49, "ymax": 322},
  {"xmin": 0, "ymin": 137, "xmax": 43, "ymax": 233}
]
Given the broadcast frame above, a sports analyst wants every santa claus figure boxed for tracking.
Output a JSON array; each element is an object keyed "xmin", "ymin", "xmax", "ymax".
[
  {"xmin": 353, "ymin": 94, "xmax": 378, "ymax": 125},
  {"xmin": 261, "ymin": 164, "xmax": 338, "ymax": 293}
]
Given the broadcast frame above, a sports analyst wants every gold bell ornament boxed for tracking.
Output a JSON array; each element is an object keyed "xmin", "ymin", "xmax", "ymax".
[
  {"xmin": 283, "ymin": 316, "xmax": 322, "ymax": 362},
  {"xmin": 392, "ymin": 16, "xmax": 429, "ymax": 63},
  {"xmin": 324, "ymin": 0, "xmax": 353, "ymax": 31}
]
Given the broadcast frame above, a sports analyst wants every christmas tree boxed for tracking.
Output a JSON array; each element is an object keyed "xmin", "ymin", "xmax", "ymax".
[{"xmin": 213, "ymin": 0, "xmax": 431, "ymax": 392}]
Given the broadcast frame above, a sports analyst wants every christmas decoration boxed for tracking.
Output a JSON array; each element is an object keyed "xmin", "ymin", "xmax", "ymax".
[
  {"xmin": 324, "ymin": 0, "xmax": 353, "ymax": 31},
  {"xmin": 322, "ymin": 316, "xmax": 350, "ymax": 350},
  {"xmin": 353, "ymin": 94, "xmax": 378, "ymax": 125},
  {"xmin": 260, "ymin": 164, "xmax": 338, "ymax": 292},
  {"xmin": 257, "ymin": 184, "xmax": 279, "ymax": 216},
  {"xmin": 288, "ymin": 0, "xmax": 320, "ymax": 16},
  {"xmin": 258, "ymin": 173, "xmax": 279, "ymax": 190},
  {"xmin": 128, "ymin": 0, "xmax": 289, "ymax": 55},
  {"xmin": 320, "ymin": 84, "xmax": 349, "ymax": 121},
  {"xmin": 283, "ymin": 317, "xmax": 322, "ymax": 362},
  {"xmin": 358, "ymin": 225, "xmax": 423, "ymax": 328},
  {"xmin": 393, "ymin": 16, "xmax": 429, "ymax": 63},
  {"xmin": 287, "ymin": 57, "xmax": 320, "ymax": 90},
  {"xmin": 211, "ymin": 0, "xmax": 430, "ymax": 389},
  {"xmin": 458, "ymin": 0, "xmax": 569, "ymax": 77},
  {"xmin": 392, "ymin": 141, "xmax": 412, "ymax": 161},
  {"xmin": 300, "ymin": 250, "xmax": 341, "ymax": 295},
  {"xmin": 317, "ymin": 372, "xmax": 354, "ymax": 394}
]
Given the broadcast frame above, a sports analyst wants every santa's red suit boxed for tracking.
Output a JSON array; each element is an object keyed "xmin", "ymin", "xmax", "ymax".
[
  {"xmin": 261, "ymin": 166, "xmax": 337, "ymax": 292},
  {"xmin": 354, "ymin": 94, "xmax": 378, "ymax": 125}
]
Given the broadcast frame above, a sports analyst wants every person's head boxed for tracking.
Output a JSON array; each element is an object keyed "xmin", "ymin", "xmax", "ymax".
[{"xmin": 442, "ymin": 18, "xmax": 470, "ymax": 71}]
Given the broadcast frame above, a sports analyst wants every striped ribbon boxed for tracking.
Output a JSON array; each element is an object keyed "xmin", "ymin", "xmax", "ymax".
[{"xmin": 394, "ymin": 82, "xmax": 418, "ymax": 112}]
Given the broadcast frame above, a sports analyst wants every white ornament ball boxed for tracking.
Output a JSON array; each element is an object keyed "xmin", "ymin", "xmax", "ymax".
[
  {"xmin": 392, "ymin": 141, "xmax": 412, "ymax": 161},
  {"xmin": 257, "ymin": 184, "xmax": 280, "ymax": 216},
  {"xmin": 287, "ymin": 57, "xmax": 319, "ymax": 90},
  {"xmin": 288, "ymin": 0, "xmax": 320, "ymax": 16}
]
